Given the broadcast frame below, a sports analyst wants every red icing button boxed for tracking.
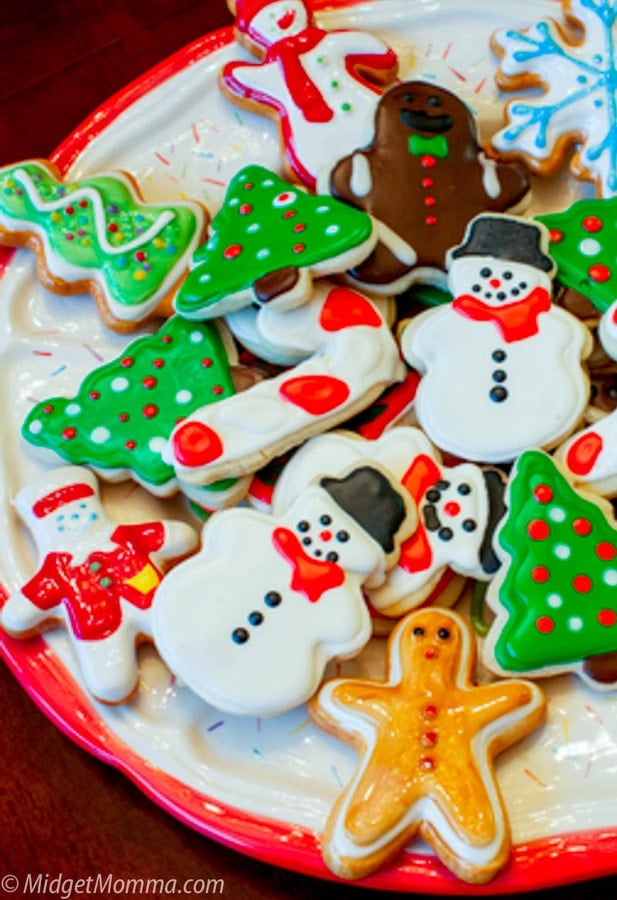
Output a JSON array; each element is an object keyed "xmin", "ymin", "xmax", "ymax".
[
  {"xmin": 279, "ymin": 375, "xmax": 350, "ymax": 415},
  {"xmin": 419, "ymin": 757, "xmax": 435, "ymax": 770},
  {"xmin": 421, "ymin": 732, "xmax": 437, "ymax": 747},
  {"xmin": 531, "ymin": 565, "xmax": 550, "ymax": 583},
  {"xmin": 566, "ymin": 431, "xmax": 603, "ymax": 476},
  {"xmin": 420, "ymin": 155, "xmax": 436, "ymax": 168},
  {"xmin": 598, "ymin": 608, "xmax": 617, "ymax": 627},
  {"xmin": 596, "ymin": 542, "xmax": 617, "ymax": 561},
  {"xmin": 62, "ymin": 427, "xmax": 77, "ymax": 440},
  {"xmin": 588, "ymin": 263, "xmax": 611, "ymax": 283},
  {"xmin": 573, "ymin": 574, "xmax": 593, "ymax": 593},
  {"xmin": 536, "ymin": 616, "xmax": 555, "ymax": 634},
  {"xmin": 548, "ymin": 228, "xmax": 564, "ymax": 243},
  {"xmin": 143, "ymin": 376, "xmax": 157, "ymax": 389},
  {"xmin": 239, "ymin": 203, "xmax": 253, "ymax": 215},
  {"xmin": 423, "ymin": 705, "xmax": 438, "ymax": 719},
  {"xmin": 142, "ymin": 404, "xmax": 159, "ymax": 419},
  {"xmin": 573, "ymin": 518, "xmax": 592, "ymax": 536},
  {"xmin": 425, "ymin": 214, "xmax": 438, "ymax": 226},
  {"xmin": 172, "ymin": 421, "xmax": 224, "ymax": 468},
  {"xmin": 223, "ymin": 244, "xmax": 243, "ymax": 260},
  {"xmin": 533, "ymin": 484, "xmax": 553, "ymax": 504},
  {"xmin": 582, "ymin": 215, "xmax": 603, "ymax": 232},
  {"xmin": 527, "ymin": 519, "xmax": 550, "ymax": 540},
  {"xmin": 319, "ymin": 287, "xmax": 382, "ymax": 331}
]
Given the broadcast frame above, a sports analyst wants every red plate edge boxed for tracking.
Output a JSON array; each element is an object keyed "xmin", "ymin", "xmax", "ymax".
[{"xmin": 1, "ymin": 4, "xmax": 617, "ymax": 893}]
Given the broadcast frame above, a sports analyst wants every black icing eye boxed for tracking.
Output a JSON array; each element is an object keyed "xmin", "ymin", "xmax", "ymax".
[
  {"xmin": 248, "ymin": 611, "xmax": 263, "ymax": 626},
  {"xmin": 314, "ymin": 549, "xmax": 323, "ymax": 557},
  {"xmin": 413, "ymin": 626, "xmax": 425, "ymax": 636},
  {"xmin": 496, "ymin": 292, "xmax": 507, "ymax": 301},
  {"xmin": 428, "ymin": 95, "xmax": 443, "ymax": 107},
  {"xmin": 457, "ymin": 483, "xmax": 471, "ymax": 495},
  {"xmin": 472, "ymin": 283, "xmax": 481, "ymax": 292},
  {"xmin": 302, "ymin": 536, "xmax": 312, "ymax": 546},
  {"xmin": 480, "ymin": 267, "xmax": 492, "ymax": 278},
  {"xmin": 336, "ymin": 530, "xmax": 350, "ymax": 542},
  {"xmin": 326, "ymin": 551, "xmax": 339, "ymax": 562},
  {"xmin": 264, "ymin": 591, "xmax": 281, "ymax": 607},
  {"xmin": 437, "ymin": 627, "xmax": 451, "ymax": 640},
  {"xmin": 297, "ymin": 520, "xmax": 310, "ymax": 532},
  {"xmin": 232, "ymin": 627, "xmax": 249, "ymax": 644},
  {"xmin": 519, "ymin": 281, "xmax": 527, "ymax": 290},
  {"xmin": 320, "ymin": 514, "xmax": 332, "ymax": 526},
  {"xmin": 403, "ymin": 92, "xmax": 415, "ymax": 103},
  {"xmin": 503, "ymin": 270, "xmax": 513, "ymax": 280}
]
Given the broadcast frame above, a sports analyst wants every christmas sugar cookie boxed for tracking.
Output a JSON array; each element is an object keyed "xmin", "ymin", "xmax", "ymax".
[
  {"xmin": 0, "ymin": 466, "xmax": 198, "ymax": 704},
  {"xmin": 320, "ymin": 80, "xmax": 531, "ymax": 295},
  {"xmin": 401, "ymin": 213, "xmax": 592, "ymax": 463},
  {"xmin": 489, "ymin": 0, "xmax": 617, "ymax": 198},
  {"xmin": 220, "ymin": 0, "xmax": 398, "ymax": 187},
  {"xmin": 483, "ymin": 449, "xmax": 617, "ymax": 691},
  {"xmin": 174, "ymin": 164, "xmax": 377, "ymax": 319},
  {"xmin": 272, "ymin": 427, "xmax": 506, "ymax": 617},
  {"xmin": 166, "ymin": 283, "xmax": 406, "ymax": 486},
  {"xmin": 0, "ymin": 160, "xmax": 207, "ymax": 332},
  {"xmin": 309, "ymin": 607, "xmax": 546, "ymax": 884},
  {"xmin": 152, "ymin": 463, "xmax": 415, "ymax": 717},
  {"xmin": 20, "ymin": 315, "xmax": 248, "ymax": 509}
]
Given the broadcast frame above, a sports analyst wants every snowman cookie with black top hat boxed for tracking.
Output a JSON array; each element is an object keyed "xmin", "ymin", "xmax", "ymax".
[
  {"xmin": 152, "ymin": 463, "xmax": 415, "ymax": 717},
  {"xmin": 401, "ymin": 213, "xmax": 593, "ymax": 464}
]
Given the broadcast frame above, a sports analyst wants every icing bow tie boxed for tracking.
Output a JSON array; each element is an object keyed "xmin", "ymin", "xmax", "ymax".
[{"xmin": 408, "ymin": 134, "xmax": 449, "ymax": 158}]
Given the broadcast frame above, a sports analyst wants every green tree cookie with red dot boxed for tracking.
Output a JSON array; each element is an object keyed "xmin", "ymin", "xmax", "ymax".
[{"xmin": 484, "ymin": 449, "xmax": 617, "ymax": 690}]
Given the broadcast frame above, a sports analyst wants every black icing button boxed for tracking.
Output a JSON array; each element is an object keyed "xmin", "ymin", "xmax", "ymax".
[
  {"xmin": 490, "ymin": 386, "xmax": 508, "ymax": 403},
  {"xmin": 248, "ymin": 611, "xmax": 264, "ymax": 626},
  {"xmin": 264, "ymin": 591, "xmax": 282, "ymax": 607},
  {"xmin": 232, "ymin": 627, "xmax": 250, "ymax": 644},
  {"xmin": 492, "ymin": 349, "xmax": 507, "ymax": 362},
  {"xmin": 492, "ymin": 369, "xmax": 507, "ymax": 383}
]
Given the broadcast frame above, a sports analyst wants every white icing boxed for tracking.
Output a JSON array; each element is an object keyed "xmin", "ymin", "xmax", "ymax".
[
  {"xmin": 478, "ymin": 153, "xmax": 501, "ymax": 200},
  {"xmin": 349, "ymin": 153, "xmax": 373, "ymax": 197}
]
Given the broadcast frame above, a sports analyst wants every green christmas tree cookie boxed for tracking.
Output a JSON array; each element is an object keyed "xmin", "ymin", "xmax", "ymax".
[
  {"xmin": 22, "ymin": 315, "xmax": 237, "ymax": 500},
  {"xmin": 174, "ymin": 164, "xmax": 376, "ymax": 319},
  {"xmin": 484, "ymin": 449, "xmax": 617, "ymax": 690},
  {"xmin": 0, "ymin": 159, "xmax": 206, "ymax": 330}
]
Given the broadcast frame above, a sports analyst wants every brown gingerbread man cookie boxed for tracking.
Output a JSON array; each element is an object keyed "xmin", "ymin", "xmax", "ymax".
[{"xmin": 320, "ymin": 81, "xmax": 531, "ymax": 295}]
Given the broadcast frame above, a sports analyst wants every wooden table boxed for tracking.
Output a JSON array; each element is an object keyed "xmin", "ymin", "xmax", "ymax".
[{"xmin": 1, "ymin": 2, "xmax": 617, "ymax": 898}]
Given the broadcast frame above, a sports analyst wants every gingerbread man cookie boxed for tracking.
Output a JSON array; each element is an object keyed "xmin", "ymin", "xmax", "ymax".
[
  {"xmin": 0, "ymin": 466, "xmax": 198, "ymax": 704},
  {"xmin": 320, "ymin": 81, "xmax": 531, "ymax": 295},
  {"xmin": 220, "ymin": 0, "xmax": 398, "ymax": 187},
  {"xmin": 309, "ymin": 607, "xmax": 546, "ymax": 884},
  {"xmin": 0, "ymin": 159, "xmax": 207, "ymax": 332}
]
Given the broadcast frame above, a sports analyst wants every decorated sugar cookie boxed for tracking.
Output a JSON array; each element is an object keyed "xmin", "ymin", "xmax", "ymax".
[
  {"xmin": 309, "ymin": 607, "xmax": 546, "ymax": 884},
  {"xmin": 483, "ymin": 449, "xmax": 617, "ymax": 691},
  {"xmin": 490, "ymin": 0, "xmax": 617, "ymax": 197},
  {"xmin": 401, "ymin": 214, "xmax": 592, "ymax": 463},
  {"xmin": 152, "ymin": 464, "xmax": 414, "ymax": 717},
  {"xmin": 174, "ymin": 165, "xmax": 377, "ymax": 319},
  {"xmin": 320, "ymin": 81, "xmax": 531, "ymax": 295},
  {"xmin": 0, "ymin": 160, "xmax": 207, "ymax": 332},
  {"xmin": 20, "ymin": 315, "xmax": 249, "ymax": 509},
  {"xmin": 220, "ymin": 0, "xmax": 398, "ymax": 187},
  {"xmin": 165, "ymin": 283, "xmax": 406, "ymax": 486},
  {"xmin": 272, "ymin": 427, "xmax": 506, "ymax": 617},
  {"xmin": 0, "ymin": 466, "xmax": 198, "ymax": 704}
]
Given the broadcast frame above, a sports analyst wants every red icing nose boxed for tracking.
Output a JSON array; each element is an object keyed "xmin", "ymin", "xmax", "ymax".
[
  {"xmin": 424, "ymin": 647, "xmax": 438, "ymax": 660},
  {"xmin": 172, "ymin": 421, "xmax": 223, "ymax": 468},
  {"xmin": 489, "ymin": 278, "xmax": 501, "ymax": 289},
  {"xmin": 443, "ymin": 501, "xmax": 460, "ymax": 517},
  {"xmin": 319, "ymin": 530, "xmax": 333, "ymax": 541}
]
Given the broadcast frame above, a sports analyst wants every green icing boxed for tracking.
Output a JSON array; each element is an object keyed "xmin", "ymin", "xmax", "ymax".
[
  {"xmin": 22, "ymin": 315, "xmax": 236, "ymax": 491},
  {"xmin": 0, "ymin": 161, "xmax": 201, "ymax": 312},
  {"xmin": 536, "ymin": 197, "xmax": 617, "ymax": 314},
  {"xmin": 493, "ymin": 449, "xmax": 617, "ymax": 672},
  {"xmin": 174, "ymin": 164, "xmax": 374, "ymax": 318}
]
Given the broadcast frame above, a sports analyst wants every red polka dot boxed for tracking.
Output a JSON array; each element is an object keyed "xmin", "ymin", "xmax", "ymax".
[
  {"xmin": 573, "ymin": 518, "xmax": 592, "ymax": 536},
  {"xmin": 172, "ymin": 421, "xmax": 224, "ymax": 467},
  {"xmin": 142, "ymin": 404, "xmax": 159, "ymax": 418},
  {"xmin": 89, "ymin": 391, "xmax": 100, "ymax": 400},
  {"xmin": 223, "ymin": 244, "xmax": 243, "ymax": 260},
  {"xmin": 142, "ymin": 376, "xmax": 157, "ymax": 390},
  {"xmin": 162, "ymin": 335, "xmax": 172, "ymax": 344},
  {"xmin": 536, "ymin": 616, "xmax": 555, "ymax": 634},
  {"xmin": 65, "ymin": 205, "xmax": 75, "ymax": 215},
  {"xmin": 152, "ymin": 358, "xmax": 165, "ymax": 368},
  {"xmin": 527, "ymin": 519, "xmax": 550, "ymax": 540},
  {"xmin": 212, "ymin": 385, "xmax": 223, "ymax": 395},
  {"xmin": 62, "ymin": 427, "xmax": 77, "ymax": 440},
  {"xmin": 118, "ymin": 412, "xmax": 129, "ymax": 422},
  {"xmin": 424, "ymin": 196, "xmax": 436, "ymax": 208},
  {"xmin": 588, "ymin": 263, "xmax": 611, "ymax": 283},
  {"xmin": 582, "ymin": 215, "xmax": 603, "ymax": 232},
  {"xmin": 238, "ymin": 203, "xmax": 253, "ymax": 215},
  {"xmin": 292, "ymin": 243, "xmax": 306, "ymax": 254},
  {"xmin": 598, "ymin": 608, "xmax": 617, "ymax": 627},
  {"xmin": 125, "ymin": 440, "xmax": 137, "ymax": 450},
  {"xmin": 597, "ymin": 542, "xmax": 617, "ymax": 561},
  {"xmin": 120, "ymin": 356, "xmax": 134, "ymax": 368},
  {"xmin": 79, "ymin": 200, "xmax": 88, "ymax": 209},
  {"xmin": 43, "ymin": 404, "xmax": 54, "ymax": 414},
  {"xmin": 282, "ymin": 209, "xmax": 297, "ymax": 219},
  {"xmin": 573, "ymin": 574, "xmax": 593, "ymax": 593},
  {"xmin": 134, "ymin": 250, "xmax": 146, "ymax": 262},
  {"xmin": 108, "ymin": 223, "xmax": 119, "ymax": 233},
  {"xmin": 293, "ymin": 222, "xmax": 306, "ymax": 232},
  {"xmin": 548, "ymin": 228, "xmax": 564, "ymax": 243},
  {"xmin": 531, "ymin": 565, "xmax": 550, "ymax": 583},
  {"xmin": 201, "ymin": 357, "xmax": 213, "ymax": 368},
  {"xmin": 533, "ymin": 484, "xmax": 553, "ymax": 503}
]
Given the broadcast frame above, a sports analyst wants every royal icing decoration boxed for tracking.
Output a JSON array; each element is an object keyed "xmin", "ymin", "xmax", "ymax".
[
  {"xmin": 320, "ymin": 81, "xmax": 530, "ymax": 294},
  {"xmin": 0, "ymin": 160, "xmax": 206, "ymax": 330},
  {"xmin": 21, "ymin": 316, "xmax": 246, "ymax": 507},
  {"xmin": 490, "ymin": 0, "xmax": 617, "ymax": 197},
  {"xmin": 558, "ymin": 409, "xmax": 617, "ymax": 496},
  {"xmin": 220, "ymin": 0, "xmax": 398, "ymax": 187},
  {"xmin": 174, "ymin": 165, "xmax": 377, "ymax": 319},
  {"xmin": 152, "ymin": 464, "xmax": 414, "ymax": 716},
  {"xmin": 309, "ymin": 607, "xmax": 546, "ymax": 884},
  {"xmin": 0, "ymin": 466, "xmax": 198, "ymax": 704},
  {"xmin": 484, "ymin": 449, "xmax": 617, "ymax": 691},
  {"xmin": 272, "ymin": 427, "xmax": 506, "ymax": 617},
  {"xmin": 401, "ymin": 214, "xmax": 592, "ymax": 463},
  {"xmin": 166, "ymin": 283, "xmax": 406, "ymax": 486}
]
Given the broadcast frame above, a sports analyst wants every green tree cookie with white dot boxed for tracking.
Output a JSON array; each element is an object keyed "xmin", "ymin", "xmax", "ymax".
[
  {"xmin": 22, "ymin": 315, "xmax": 237, "ymax": 499},
  {"xmin": 174, "ymin": 164, "xmax": 376, "ymax": 319},
  {"xmin": 483, "ymin": 449, "xmax": 617, "ymax": 691}
]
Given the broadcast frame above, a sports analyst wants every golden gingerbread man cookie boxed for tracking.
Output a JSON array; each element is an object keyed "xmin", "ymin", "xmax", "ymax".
[{"xmin": 309, "ymin": 607, "xmax": 546, "ymax": 884}]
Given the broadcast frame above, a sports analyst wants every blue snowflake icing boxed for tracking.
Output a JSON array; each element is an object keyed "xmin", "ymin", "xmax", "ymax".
[{"xmin": 494, "ymin": 0, "xmax": 617, "ymax": 195}]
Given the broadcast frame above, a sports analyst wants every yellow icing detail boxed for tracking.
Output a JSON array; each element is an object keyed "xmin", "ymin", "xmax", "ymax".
[
  {"xmin": 134, "ymin": 270, "xmax": 147, "ymax": 281},
  {"xmin": 113, "ymin": 232, "xmax": 125, "ymax": 244},
  {"xmin": 51, "ymin": 212, "xmax": 62, "ymax": 223},
  {"xmin": 125, "ymin": 563, "xmax": 160, "ymax": 594},
  {"xmin": 153, "ymin": 238, "xmax": 166, "ymax": 249}
]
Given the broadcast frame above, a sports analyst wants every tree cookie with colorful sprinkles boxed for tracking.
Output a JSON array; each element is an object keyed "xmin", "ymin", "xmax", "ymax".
[
  {"xmin": 0, "ymin": 159, "xmax": 207, "ymax": 332},
  {"xmin": 21, "ymin": 315, "xmax": 243, "ymax": 507},
  {"xmin": 483, "ymin": 449, "xmax": 617, "ymax": 691},
  {"xmin": 173, "ymin": 164, "xmax": 377, "ymax": 319}
]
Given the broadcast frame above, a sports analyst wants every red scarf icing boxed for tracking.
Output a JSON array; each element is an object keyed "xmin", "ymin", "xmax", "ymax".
[
  {"xmin": 396, "ymin": 454, "xmax": 442, "ymax": 574},
  {"xmin": 265, "ymin": 27, "xmax": 334, "ymax": 123},
  {"xmin": 452, "ymin": 286, "xmax": 552, "ymax": 343},
  {"xmin": 272, "ymin": 526, "xmax": 345, "ymax": 601}
]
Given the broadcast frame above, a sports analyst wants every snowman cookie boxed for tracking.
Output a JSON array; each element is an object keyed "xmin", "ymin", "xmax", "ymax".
[
  {"xmin": 401, "ymin": 214, "xmax": 592, "ymax": 463},
  {"xmin": 220, "ymin": 0, "xmax": 398, "ymax": 187},
  {"xmin": 152, "ymin": 464, "xmax": 415, "ymax": 716},
  {"xmin": 0, "ymin": 466, "xmax": 198, "ymax": 704}
]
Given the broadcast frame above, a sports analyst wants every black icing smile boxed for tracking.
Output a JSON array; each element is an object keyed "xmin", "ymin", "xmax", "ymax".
[{"xmin": 399, "ymin": 108, "xmax": 454, "ymax": 134}]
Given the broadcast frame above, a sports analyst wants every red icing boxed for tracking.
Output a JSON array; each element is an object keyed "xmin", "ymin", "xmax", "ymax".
[
  {"xmin": 573, "ymin": 518, "xmax": 592, "ymax": 536},
  {"xmin": 142, "ymin": 404, "xmax": 159, "ymax": 419},
  {"xmin": 565, "ymin": 431, "xmax": 603, "ymax": 477},
  {"xmin": 531, "ymin": 565, "xmax": 550, "ymax": 583},
  {"xmin": 278, "ymin": 375, "xmax": 350, "ymax": 415},
  {"xmin": 596, "ymin": 542, "xmax": 616, "ymax": 561},
  {"xmin": 582, "ymin": 216, "xmax": 603, "ymax": 233},
  {"xmin": 533, "ymin": 484, "xmax": 553, "ymax": 504},
  {"xmin": 443, "ymin": 501, "xmax": 460, "ymax": 517},
  {"xmin": 572, "ymin": 574, "xmax": 593, "ymax": 593},
  {"xmin": 598, "ymin": 609, "xmax": 617, "ymax": 627},
  {"xmin": 32, "ymin": 483, "xmax": 95, "ymax": 519},
  {"xmin": 548, "ymin": 228, "xmax": 564, "ymax": 243},
  {"xmin": 172, "ymin": 421, "xmax": 224, "ymax": 467},
  {"xmin": 264, "ymin": 27, "xmax": 337, "ymax": 123},
  {"xmin": 536, "ymin": 616, "xmax": 555, "ymax": 634},
  {"xmin": 527, "ymin": 519, "xmax": 550, "ymax": 541},
  {"xmin": 272, "ymin": 526, "xmax": 345, "ymax": 602},
  {"xmin": 588, "ymin": 263, "xmax": 611, "ymax": 283},
  {"xmin": 223, "ymin": 244, "xmax": 243, "ymax": 260},
  {"xmin": 453, "ymin": 287, "xmax": 552, "ymax": 343},
  {"xmin": 319, "ymin": 287, "xmax": 382, "ymax": 331}
]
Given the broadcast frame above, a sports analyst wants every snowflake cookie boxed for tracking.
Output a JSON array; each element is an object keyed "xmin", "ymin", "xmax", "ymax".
[{"xmin": 490, "ymin": 0, "xmax": 617, "ymax": 197}]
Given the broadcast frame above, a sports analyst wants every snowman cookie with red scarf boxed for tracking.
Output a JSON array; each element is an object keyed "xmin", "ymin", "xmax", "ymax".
[
  {"xmin": 401, "ymin": 214, "xmax": 592, "ymax": 464},
  {"xmin": 0, "ymin": 466, "xmax": 198, "ymax": 704},
  {"xmin": 152, "ymin": 464, "xmax": 415, "ymax": 717}
]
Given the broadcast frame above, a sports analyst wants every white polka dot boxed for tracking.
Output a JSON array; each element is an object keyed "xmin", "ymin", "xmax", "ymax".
[
  {"xmin": 176, "ymin": 389, "xmax": 192, "ymax": 404},
  {"xmin": 315, "ymin": 204, "xmax": 330, "ymax": 214},
  {"xmin": 579, "ymin": 238, "xmax": 601, "ymax": 256},
  {"xmin": 229, "ymin": 197, "xmax": 240, "ymax": 207},
  {"xmin": 28, "ymin": 420, "xmax": 42, "ymax": 435},
  {"xmin": 325, "ymin": 224, "xmax": 340, "ymax": 236},
  {"xmin": 549, "ymin": 507, "xmax": 566, "ymax": 523},
  {"xmin": 111, "ymin": 377, "xmax": 129, "ymax": 393},
  {"xmin": 604, "ymin": 569, "xmax": 617, "ymax": 586},
  {"xmin": 568, "ymin": 616, "xmax": 584, "ymax": 632},
  {"xmin": 256, "ymin": 248, "xmax": 270, "ymax": 260},
  {"xmin": 262, "ymin": 178, "xmax": 275, "ymax": 188},
  {"xmin": 199, "ymin": 272, "xmax": 212, "ymax": 283},
  {"xmin": 65, "ymin": 403, "xmax": 81, "ymax": 416},
  {"xmin": 272, "ymin": 191, "xmax": 297, "ymax": 207},
  {"xmin": 149, "ymin": 437, "xmax": 167, "ymax": 455},
  {"xmin": 189, "ymin": 330, "xmax": 204, "ymax": 344},
  {"xmin": 554, "ymin": 544, "xmax": 571, "ymax": 560},
  {"xmin": 547, "ymin": 593, "xmax": 563, "ymax": 608},
  {"xmin": 90, "ymin": 426, "xmax": 110, "ymax": 444},
  {"xmin": 247, "ymin": 223, "xmax": 260, "ymax": 233}
]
